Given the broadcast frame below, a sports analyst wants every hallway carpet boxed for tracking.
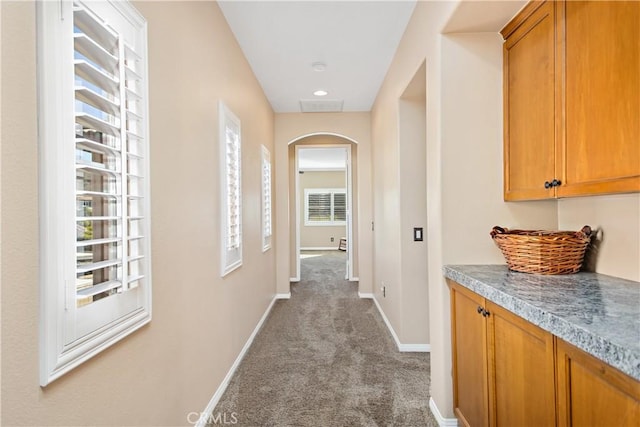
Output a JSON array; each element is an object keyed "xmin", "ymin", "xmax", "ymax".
[{"xmin": 211, "ymin": 251, "xmax": 437, "ymax": 426}]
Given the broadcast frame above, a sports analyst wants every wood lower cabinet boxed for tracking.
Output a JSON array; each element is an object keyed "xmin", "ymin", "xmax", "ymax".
[
  {"xmin": 556, "ymin": 339, "xmax": 640, "ymax": 427},
  {"xmin": 449, "ymin": 281, "xmax": 555, "ymax": 427},
  {"xmin": 502, "ymin": 0, "xmax": 640, "ymax": 201},
  {"xmin": 487, "ymin": 300, "xmax": 556, "ymax": 427},
  {"xmin": 449, "ymin": 279, "xmax": 640, "ymax": 427},
  {"xmin": 450, "ymin": 282, "xmax": 490, "ymax": 427}
]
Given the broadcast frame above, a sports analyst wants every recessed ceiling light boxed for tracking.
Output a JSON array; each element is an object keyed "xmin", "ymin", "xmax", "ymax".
[
  {"xmin": 312, "ymin": 62, "xmax": 326, "ymax": 72},
  {"xmin": 313, "ymin": 90, "xmax": 328, "ymax": 97}
]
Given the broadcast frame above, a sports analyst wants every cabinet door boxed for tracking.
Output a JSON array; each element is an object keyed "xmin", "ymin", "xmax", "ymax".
[
  {"xmin": 503, "ymin": 1, "xmax": 557, "ymax": 201},
  {"xmin": 558, "ymin": 1, "xmax": 640, "ymax": 197},
  {"xmin": 557, "ymin": 339, "xmax": 640, "ymax": 427},
  {"xmin": 487, "ymin": 302, "xmax": 556, "ymax": 427},
  {"xmin": 449, "ymin": 282, "xmax": 489, "ymax": 427}
]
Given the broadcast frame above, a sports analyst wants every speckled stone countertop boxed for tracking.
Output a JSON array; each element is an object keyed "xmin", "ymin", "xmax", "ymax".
[{"xmin": 443, "ymin": 265, "xmax": 640, "ymax": 381}]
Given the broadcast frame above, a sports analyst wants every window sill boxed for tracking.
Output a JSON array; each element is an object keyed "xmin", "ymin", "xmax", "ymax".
[{"xmin": 304, "ymin": 222, "xmax": 347, "ymax": 227}]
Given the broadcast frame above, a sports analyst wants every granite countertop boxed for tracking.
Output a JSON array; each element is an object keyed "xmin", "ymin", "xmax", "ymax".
[{"xmin": 443, "ymin": 265, "xmax": 640, "ymax": 381}]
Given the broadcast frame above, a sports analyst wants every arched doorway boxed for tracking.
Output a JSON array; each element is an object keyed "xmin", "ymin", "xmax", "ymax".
[{"xmin": 288, "ymin": 134, "xmax": 358, "ymax": 282}]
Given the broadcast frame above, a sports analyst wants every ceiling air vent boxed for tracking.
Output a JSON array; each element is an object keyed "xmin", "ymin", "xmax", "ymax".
[{"xmin": 299, "ymin": 99, "xmax": 344, "ymax": 113}]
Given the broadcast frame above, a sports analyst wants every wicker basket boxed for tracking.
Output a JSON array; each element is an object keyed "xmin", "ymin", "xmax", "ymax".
[{"xmin": 490, "ymin": 225, "xmax": 592, "ymax": 275}]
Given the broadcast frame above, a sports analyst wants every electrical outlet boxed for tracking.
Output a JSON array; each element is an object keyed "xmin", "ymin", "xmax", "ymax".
[{"xmin": 330, "ymin": 237, "xmax": 334, "ymax": 242}]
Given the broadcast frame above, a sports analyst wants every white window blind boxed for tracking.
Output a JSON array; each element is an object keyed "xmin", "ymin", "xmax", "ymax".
[
  {"xmin": 38, "ymin": 0, "xmax": 151, "ymax": 386},
  {"xmin": 333, "ymin": 192, "xmax": 347, "ymax": 222},
  {"xmin": 308, "ymin": 192, "xmax": 332, "ymax": 221},
  {"xmin": 261, "ymin": 145, "xmax": 272, "ymax": 251},
  {"xmin": 220, "ymin": 102, "xmax": 242, "ymax": 275},
  {"xmin": 226, "ymin": 125, "xmax": 241, "ymax": 251},
  {"xmin": 304, "ymin": 189, "xmax": 347, "ymax": 226}
]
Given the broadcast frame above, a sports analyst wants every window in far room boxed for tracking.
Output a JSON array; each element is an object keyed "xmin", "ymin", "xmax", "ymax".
[{"xmin": 304, "ymin": 188, "xmax": 346, "ymax": 226}]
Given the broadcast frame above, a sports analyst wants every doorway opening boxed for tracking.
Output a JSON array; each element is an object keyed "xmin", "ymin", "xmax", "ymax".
[
  {"xmin": 297, "ymin": 145, "xmax": 351, "ymax": 281},
  {"xmin": 289, "ymin": 135, "xmax": 357, "ymax": 283}
]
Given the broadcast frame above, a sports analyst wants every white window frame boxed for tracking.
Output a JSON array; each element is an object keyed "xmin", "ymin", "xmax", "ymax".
[
  {"xmin": 219, "ymin": 101, "xmax": 242, "ymax": 276},
  {"xmin": 261, "ymin": 145, "xmax": 272, "ymax": 252},
  {"xmin": 38, "ymin": 0, "xmax": 151, "ymax": 386},
  {"xmin": 304, "ymin": 188, "xmax": 347, "ymax": 226}
]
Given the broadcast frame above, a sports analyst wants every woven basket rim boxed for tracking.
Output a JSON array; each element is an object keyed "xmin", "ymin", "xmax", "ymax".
[
  {"xmin": 497, "ymin": 229, "xmax": 581, "ymax": 236},
  {"xmin": 490, "ymin": 225, "xmax": 591, "ymax": 240},
  {"xmin": 490, "ymin": 225, "xmax": 592, "ymax": 275}
]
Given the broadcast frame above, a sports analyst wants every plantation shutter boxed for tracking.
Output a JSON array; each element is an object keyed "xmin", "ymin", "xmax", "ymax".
[
  {"xmin": 219, "ymin": 102, "xmax": 242, "ymax": 276},
  {"xmin": 73, "ymin": 2, "xmax": 148, "ymax": 307},
  {"xmin": 262, "ymin": 147, "xmax": 272, "ymax": 238},
  {"xmin": 333, "ymin": 192, "xmax": 347, "ymax": 222},
  {"xmin": 225, "ymin": 120, "xmax": 241, "ymax": 250},
  {"xmin": 39, "ymin": 0, "xmax": 152, "ymax": 385},
  {"xmin": 304, "ymin": 189, "xmax": 347, "ymax": 225},
  {"xmin": 308, "ymin": 193, "xmax": 332, "ymax": 222}
]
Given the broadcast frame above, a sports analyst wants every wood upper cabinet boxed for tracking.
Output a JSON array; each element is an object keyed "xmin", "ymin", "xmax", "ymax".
[
  {"xmin": 502, "ymin": 0, "xmax": 640, "ymax": 201},
  {"xmin": 556, "ymin": 339, "xmax": 640, "ymax": 427},
  {"xmin": 503, "ymin": 0, "xmax": 557, "ymax": 201},
  {"xmin": 448, "ymin": 281, "xmax": 555, "ymax": 427},
  {"xmin": 559, "ymin": 0, "xmax": 640, "ymax": 197}
]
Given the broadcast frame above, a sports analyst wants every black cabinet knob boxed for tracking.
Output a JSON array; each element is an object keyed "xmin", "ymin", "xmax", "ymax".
[
  {"xmin": 545, "ymin": 179, "xmax": 563, "ymax": 188},
  {"xmin": 477, "ymin": 306, "xmax": 483, "ymax": 314},
  {"xmin": 483, "ymin": 309, "xmax": 491, "ymax": 318}
]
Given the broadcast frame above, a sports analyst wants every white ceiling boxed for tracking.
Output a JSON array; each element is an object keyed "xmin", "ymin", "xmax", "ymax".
[
  {"xmin": 218, "ymin": 1, "xmax": 417, "ymax": 113},
  {"xmin": 298, "ymin": 147, "xmax": 347, "ymax": 170},
  {"xmin": 444, "ymin": 0, "xmax": 527, "ymax": 33}
]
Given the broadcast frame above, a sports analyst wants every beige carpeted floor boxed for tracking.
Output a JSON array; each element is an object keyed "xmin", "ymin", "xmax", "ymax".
[{"xmin": 211, "ymin": 251, "xmax": 437, "ymax": 426}]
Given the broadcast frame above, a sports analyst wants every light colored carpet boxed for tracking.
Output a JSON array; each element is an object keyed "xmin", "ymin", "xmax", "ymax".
[{"xmin": 211, "ymin": 251, "xmax": 437, "ymax": 426}]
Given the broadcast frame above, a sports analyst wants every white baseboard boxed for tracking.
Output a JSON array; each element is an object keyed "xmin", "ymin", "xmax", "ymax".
[
  {"xmin": 358, "ymin": 292, "xmax": 374, "ymax": 299},
  {"xmin": 195, "ymin": 296, "xmax": 278, "ymax": 427},
  {"xmin": 275, "ymin": 292, "xmax": 291, "ymax": 299},
  {"xmin": 399, "ymin": 343, "xmax": 431, "ymax": 352},
  {"xmin": 429, "ymin": 397, "xmax": 459, "ymax": 427},
  {"xmin": 350, "ymin": 276, "xmax": 360, "ymax": 282},
  {"xmin": 289, "ymin": 277, "xmax": 300, "ymax": 283},
  {"xmin": 300, "ymin": 247, "xmax": 339, "ymax": 251},
  {"xmin": 371, "ymin": 297, "xmax": 402, "ymax": 351},
  {"xmin": 372, "ymin": 297, "xmax": 430, "ymax": 353}
]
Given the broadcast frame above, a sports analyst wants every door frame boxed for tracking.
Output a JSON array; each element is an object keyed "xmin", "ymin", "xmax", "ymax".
[{"xmin": 294, "ymin": 144, "xmax": 354, "ymax": 281}]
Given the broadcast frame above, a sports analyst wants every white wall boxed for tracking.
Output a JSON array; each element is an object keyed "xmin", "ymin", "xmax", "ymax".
[
  {"xmin": 275, "ymin": 113, "xmax": 372, "ymax": 294},
  {"xmin": 299, "ymin": 170, "xmax": 347, "ymax": 249},
  {"xmin": 441, "ymin": 33, "xmax": 559, "ymax": 264},
  {"xmin": 558, "ymin": 194, "xmax": 640, "ymax": 282},
  {"xmin": 373, "ymin": 3, "xmax": 453, "ymax": 413},
  {"xmin": 398, "ymin": 62, "xmax": 430, "ymax": 345}
]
